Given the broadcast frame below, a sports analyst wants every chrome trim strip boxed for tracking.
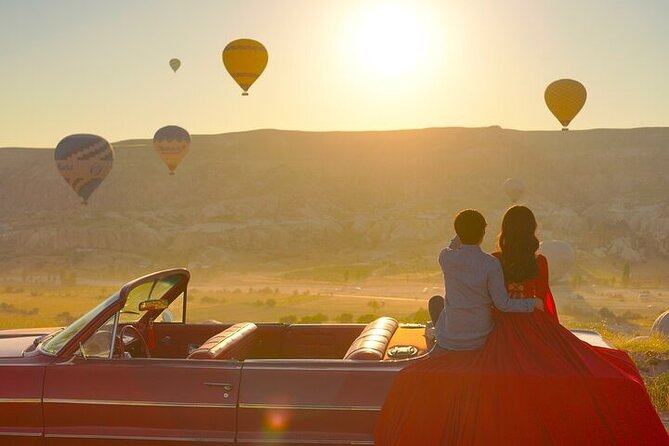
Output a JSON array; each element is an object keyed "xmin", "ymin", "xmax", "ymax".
[
  {"xmin": 0, "ymin": 431, "xmax": 42, "ymax": 437},
  {"xmin": 239, "ymin": 403, "xmax": 381, "ymax": 412},
  {"xmin": 237, "ymin": 439, "xmax": 373, "ymax": 445},
  {"xmin": 242, "ymin": 366, "xmax": 403, "ymax": 372},
  {"xmin": 36, "ymin": 327, "xmax": 65, "ymax": 357},
  {"xmin": 36, "ymin": 346, "xmax": 58, "ymax": 357},
  {"xmin": 0, "ymin": 398, "xmax": 41, "ymax": 404},
  {"xmin": 0, "ymin": 363, "xmax": 51, "ymax": 366},
  {"xmin": 109, "ymin": 310, "xmax": 120, "ymax": 359},
  {"xmin": 183, "ymin": 288, "xmax": 188, "ymax": 324},
  {"xmin": 51, "ymin": 358, "xmax": 242, "ymax": 369},
  {"xmin": 44, "ymin": 433, "xmax": 233, "ymax": 442},
  {"xmin": 44, "ymin": 398, "xmax": 235, "ymax": 409}
]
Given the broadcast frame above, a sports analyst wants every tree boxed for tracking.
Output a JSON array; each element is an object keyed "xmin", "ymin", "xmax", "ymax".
[
  {"xmin": 367, "ymin": 300, "xmax": 385, "ymax": 312},
  {"xmin": 279, "ymin": 314, "xmax": 297, "ymax": 324},
  {"xmin": 357, "ymin": 314, "xmax": 377, "ymax": 323},
  {"xmin": 335, "ymin": 313, "xmax": 354, "ymax": 323},
  {"xmin": 300, "ymin": 313, "xmax": 328, "ymax": 324},
  {"xmin": 621, "ymin": 263, "xmax": 630, "ymax": 288}
]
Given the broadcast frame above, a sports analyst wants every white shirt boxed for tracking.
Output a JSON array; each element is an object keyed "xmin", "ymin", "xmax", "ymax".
[{"xmin": 436, "ymin": 240, "xmax": 535, "ymax": 350}]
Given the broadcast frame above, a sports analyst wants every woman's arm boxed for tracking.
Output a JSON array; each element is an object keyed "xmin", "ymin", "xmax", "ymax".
[{"xmin": 488, "ymin": 260, "xmax": 541, "ymax": 312}]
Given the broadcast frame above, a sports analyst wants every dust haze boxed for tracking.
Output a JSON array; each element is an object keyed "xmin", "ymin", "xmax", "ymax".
[{"xmin": 1, "ymin": 126, "xmax": 668, "ymax": 332}]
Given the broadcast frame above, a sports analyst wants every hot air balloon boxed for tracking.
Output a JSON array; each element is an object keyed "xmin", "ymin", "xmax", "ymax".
[
  {"xmin": 54, "ymin": 134, "xmax": 114, "ymax": 205},
  {"xmin": 169, "ymin": 58, "xmax": 181, "ymax": 73},
  {"xmin": 503, "ymin": 178, "xmax": 524, "ymax": 203},
  {"xmin": 544, "ymin": 79, "xmax": 587, "ymax": 130},
  {"xmin": 537, "ymin": 240, "xmax": 575, "ymax": 282},
  {"xmin": 222, "ymin": 39, "xmax": 268, "ymax": 96},
  {"xmin": 651, "ymin": 310, "xmax": 669, "ymax": 336},
  {"xmin": 153, "ymin": 125, "xmax": 190, "ymax": 175}
]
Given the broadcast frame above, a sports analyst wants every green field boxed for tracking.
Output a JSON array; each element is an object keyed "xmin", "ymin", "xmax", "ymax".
[{"xmin": 0, "ymin": 272, "xmax": 666, "ymax": 337}]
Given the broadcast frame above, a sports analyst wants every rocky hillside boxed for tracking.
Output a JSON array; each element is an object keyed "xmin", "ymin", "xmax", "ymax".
[{"xmin": 1, "ymin": 126, "xmax": 668, "ymax": 279}]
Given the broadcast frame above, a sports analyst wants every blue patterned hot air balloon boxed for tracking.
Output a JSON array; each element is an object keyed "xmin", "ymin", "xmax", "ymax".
[
  {"xmin": 54, "ymin": 134, "xmax": 114, "ymax": 205},
  {"xmin": 169, "ymin": 58, "xmax": 181, "ymax": 73}
]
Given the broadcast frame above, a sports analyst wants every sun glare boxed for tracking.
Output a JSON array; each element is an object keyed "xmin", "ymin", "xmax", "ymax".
[{"xmin": 351, "ymin": 3, "xmax": 430, "ymax": 80}]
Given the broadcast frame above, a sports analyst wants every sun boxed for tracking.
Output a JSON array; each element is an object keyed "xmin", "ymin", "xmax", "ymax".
[{"xmin": 350, "ymin": 2, "xmax": 430, "ymax": 80}]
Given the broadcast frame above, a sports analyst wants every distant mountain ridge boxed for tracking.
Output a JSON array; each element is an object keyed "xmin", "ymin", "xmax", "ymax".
[{"xmin": 1, "ymin": 126, "xmax": 668, "ymax": 278}]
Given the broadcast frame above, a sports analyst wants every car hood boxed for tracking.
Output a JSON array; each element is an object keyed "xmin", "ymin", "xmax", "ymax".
[{"xmin": 0, "ymin": 327, "xmax": 60, "ymax": 358}]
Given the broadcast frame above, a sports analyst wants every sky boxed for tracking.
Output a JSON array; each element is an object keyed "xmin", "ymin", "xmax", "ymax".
[{"xmin": 2, "ymin": 0, "xmax": 669, "ymax": 147}]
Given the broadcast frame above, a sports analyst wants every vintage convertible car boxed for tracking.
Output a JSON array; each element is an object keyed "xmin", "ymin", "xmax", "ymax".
[{"xmin": 0, "ymin": 269, "xmax": 612, "ymax": 446}]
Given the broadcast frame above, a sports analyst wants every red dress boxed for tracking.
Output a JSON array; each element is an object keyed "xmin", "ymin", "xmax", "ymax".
[{"xmin": 374, "ymin": 254, "xmax": 668, "ymax": 445}]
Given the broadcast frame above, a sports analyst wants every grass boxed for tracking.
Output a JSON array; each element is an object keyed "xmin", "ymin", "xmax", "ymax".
[
  {"xmin": 615, "ymin": 333, "xmax": 669, "ymax": 354},
  {"xmin": 646, "ymin": 373, "xmax": 669, "ymax": 411},
  {"xmin": 186, "ymin": 287, "xmax": 428, "ymax": 324},
  {"xmin": 0, "ymin": 284, "xmax": 115, "ymax": 328},
  {"xmin": 0, "ymin": 281, "xmax": 432, "ymax": 328}
]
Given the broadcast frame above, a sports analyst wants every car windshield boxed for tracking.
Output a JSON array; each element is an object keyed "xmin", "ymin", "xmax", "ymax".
[
  {"xmin": 119, "ymin": 275, "xmax": 183, "ymax": 324},
  {"xmin": 41, "ymin": 294, "xmax": 118, "ymax": 355}
]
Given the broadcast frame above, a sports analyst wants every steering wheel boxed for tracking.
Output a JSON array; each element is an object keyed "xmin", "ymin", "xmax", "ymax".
[{"xmin": 119, "ymin": 325, "xmax": 151, "ymax": 358}]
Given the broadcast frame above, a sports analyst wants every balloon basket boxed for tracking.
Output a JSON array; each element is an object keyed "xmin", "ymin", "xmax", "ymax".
[
  {"xmin": 169, "ymin": 171, "xmax": 175, "ymax": 176},
  {"xmin": 242, "ymin": 92, "xmax": 249, "ymax": 96},
  {"xmin": 561, "ymin": 127, "xmax": 569, "ymax": 131}
]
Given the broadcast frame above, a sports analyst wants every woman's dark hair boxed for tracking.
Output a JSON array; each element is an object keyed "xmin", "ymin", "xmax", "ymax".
[{"xmin": 497, "ymin": 205, "xmax": 539, "ymax": 283}]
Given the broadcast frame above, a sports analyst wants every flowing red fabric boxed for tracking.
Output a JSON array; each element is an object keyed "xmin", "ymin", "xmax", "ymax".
[{"xmin": 375, "ymin": 256, "xmax": 668, "ymax": 445}]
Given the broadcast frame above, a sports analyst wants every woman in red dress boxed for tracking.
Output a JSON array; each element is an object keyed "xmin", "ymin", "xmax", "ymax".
[{"xmin": 375, "ymin": 206, "xmax": 668, "ymax": 445}]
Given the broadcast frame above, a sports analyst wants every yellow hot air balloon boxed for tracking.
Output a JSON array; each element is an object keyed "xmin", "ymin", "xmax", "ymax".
[
  {"xmin": 222, "ymin": 39, "xmax": 268, "ymax": 96},
  {"xmin": 169, "ymin": 58, "xmax": 181, "ymax": 73},
  {"xmin": 153, "ymin": 125, "xmax": 190, "ymax": 175},
  {"xmin": 544, "ymin": 79, "xmax": 587, "ymax": 130}
]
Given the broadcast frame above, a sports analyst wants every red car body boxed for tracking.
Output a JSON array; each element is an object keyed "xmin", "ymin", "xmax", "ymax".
[{"xmin": 0, "ymin": 269, "xmax": 612, "ymax": 446}]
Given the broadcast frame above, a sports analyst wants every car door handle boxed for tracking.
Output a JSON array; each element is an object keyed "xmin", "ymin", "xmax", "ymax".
[{"xmin": 205, "ymin": 382, "xmax": 234, "ymax": 392}]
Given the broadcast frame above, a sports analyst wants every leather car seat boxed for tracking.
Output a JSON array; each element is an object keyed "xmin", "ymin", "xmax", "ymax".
[
  {"xmin": 187, "ymin": 322, "xmax": 257, "ymax": 360},
  {"xmin": 343, "ymin": 317, "xmax": 399, "ymax": 360}
]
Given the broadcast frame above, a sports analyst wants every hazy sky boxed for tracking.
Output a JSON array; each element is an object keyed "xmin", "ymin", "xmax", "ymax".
[{"xmin": 2, "ymin": 0, "xmax": 669, "ymax": 147}]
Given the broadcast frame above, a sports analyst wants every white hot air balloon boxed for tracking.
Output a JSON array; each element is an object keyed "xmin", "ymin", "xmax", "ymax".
[
  {"xmin": 651, "ymin": 310, "xmax": 669, "ymax": 336},
  {"xmin": 503, "ymin": 178, "xmax": 525, "ymax": 203},
  {"xmin": 537, "ymin": 240, "xmax": 575, "ymax": 282}
]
